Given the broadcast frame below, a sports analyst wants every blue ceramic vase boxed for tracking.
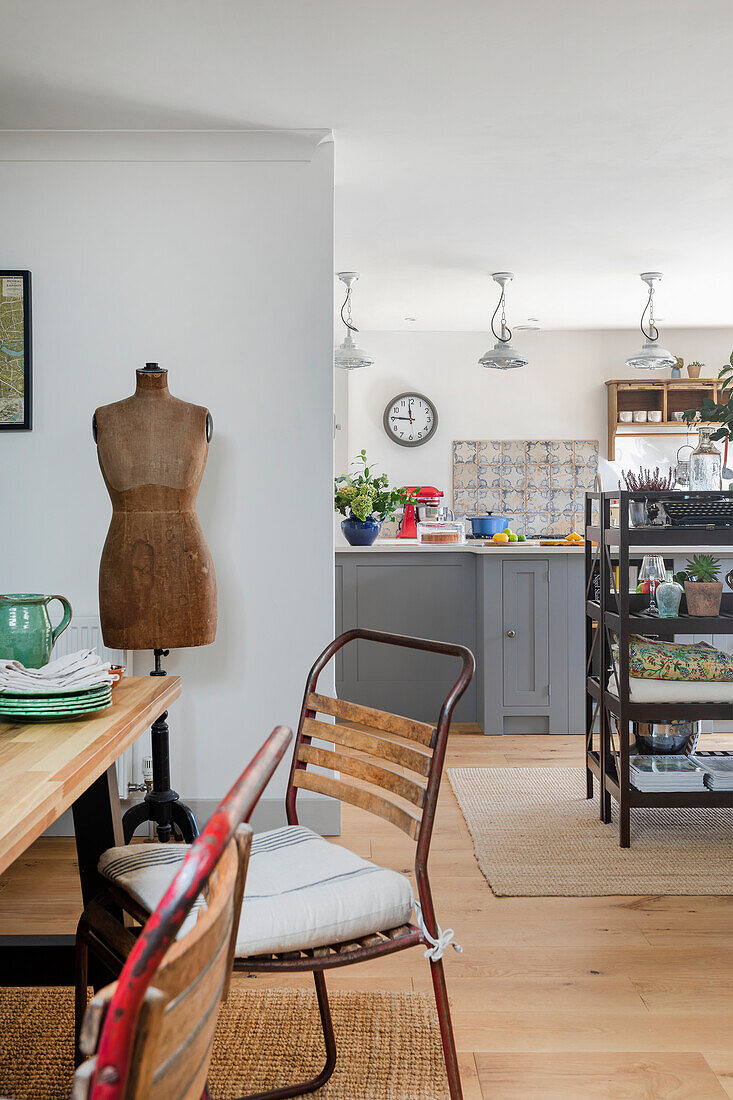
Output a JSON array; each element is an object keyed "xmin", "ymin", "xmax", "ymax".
[{"xmin": 341, "ymin": 515, "xmax": 382, "ymax": 546}]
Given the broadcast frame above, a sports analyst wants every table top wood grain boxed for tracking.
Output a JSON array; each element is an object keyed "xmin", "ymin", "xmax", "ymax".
[{"xmin": 0, "ymin": 675, "xmax": 181, "ymax": 875}]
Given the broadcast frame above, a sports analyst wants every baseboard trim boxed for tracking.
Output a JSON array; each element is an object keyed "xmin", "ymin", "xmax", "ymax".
[{"xmin": 42, "ymin": 797, "xmax": 341, "ymax": 839}]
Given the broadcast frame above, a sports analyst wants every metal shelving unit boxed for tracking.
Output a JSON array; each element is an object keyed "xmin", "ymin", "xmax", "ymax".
[{"xmin": 584, "ymin": 490, "xmax": 733, "ymax": 847}]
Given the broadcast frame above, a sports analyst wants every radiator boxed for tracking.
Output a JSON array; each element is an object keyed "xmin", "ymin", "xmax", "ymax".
[{"xmin": 51, "ymin": 617, "xmax": 139, "ymax": 798}]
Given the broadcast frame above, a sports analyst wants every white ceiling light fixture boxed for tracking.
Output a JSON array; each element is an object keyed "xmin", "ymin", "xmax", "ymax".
[
  {"xmin": 334, "ymin": 271, "xmax": 373, "ymax": 369},
  {"xmin": 625, "ymin": 272, "xmax": 677, "ymax": 370},
  {"xmin": 478, "ymin": 272, "xmax": 529, "ymax": 370}
]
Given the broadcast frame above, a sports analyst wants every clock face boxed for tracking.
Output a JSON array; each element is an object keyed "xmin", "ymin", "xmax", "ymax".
[{"xmin": 383, "ymin": 392, "xmax": 438, "ymax": 447}]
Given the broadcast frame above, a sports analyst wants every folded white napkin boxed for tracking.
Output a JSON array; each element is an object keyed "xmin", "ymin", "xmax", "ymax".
[{"xmin": 0, "ymin": 649, "xmax": 115, "ymax": 695}]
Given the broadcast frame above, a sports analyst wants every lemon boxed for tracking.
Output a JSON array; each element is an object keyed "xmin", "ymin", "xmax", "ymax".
[{"xmin": 492, "ymin": 532, "xmax": 510, "ymax": 544}]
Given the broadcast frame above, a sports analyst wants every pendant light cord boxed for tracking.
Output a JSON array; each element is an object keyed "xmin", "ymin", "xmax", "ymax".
[
  {"xmin": 640, "ymin": 284, "xmax": 659, "ymax": 342},
  {"xmin": 491, "ymin": 287, "xmax": 512, "ymax": 344},
  {"xmin": 340, "ymin": 287, "xmax": 359, "ymax": 333}
]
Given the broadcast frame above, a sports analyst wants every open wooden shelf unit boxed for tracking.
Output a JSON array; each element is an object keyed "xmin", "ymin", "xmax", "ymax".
[{"xmin": 606, "ymin": 378, "xmax": 721, "ymax": 459}]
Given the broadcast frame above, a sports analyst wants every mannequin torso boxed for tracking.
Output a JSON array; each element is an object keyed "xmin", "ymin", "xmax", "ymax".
[{"xmin": 95, "ymin": 367, "xmax": 217, "ymax": 651}]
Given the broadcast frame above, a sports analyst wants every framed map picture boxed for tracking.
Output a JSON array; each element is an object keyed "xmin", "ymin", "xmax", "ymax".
[{"xmin": 0, "ymin": 270, "xmax": 32, "ymax": 431}]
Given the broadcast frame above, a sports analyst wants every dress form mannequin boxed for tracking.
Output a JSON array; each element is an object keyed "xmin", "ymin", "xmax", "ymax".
[
  {"xmin": 94, "ymin": 363, "xmax": 217, "ymax": 842},
  {"xmin": 94, "ymin": 364, "xmax": 217, "ymax": 650}
]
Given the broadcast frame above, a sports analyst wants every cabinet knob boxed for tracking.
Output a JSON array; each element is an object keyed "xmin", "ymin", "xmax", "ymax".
[{"xmin": 506, "ymin": 629, "xmax": 516, "ymax": 638}]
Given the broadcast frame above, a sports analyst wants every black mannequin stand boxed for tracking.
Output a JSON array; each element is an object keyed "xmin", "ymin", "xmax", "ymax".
[{"xmin": 121, "ymin": 649, "xmax": 199, "ymax": 844}]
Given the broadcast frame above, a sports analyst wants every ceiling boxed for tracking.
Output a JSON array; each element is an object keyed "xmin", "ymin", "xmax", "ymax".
[{"xmin": 1, "ymin": 0, "xmax": 732, "ymax": 330}]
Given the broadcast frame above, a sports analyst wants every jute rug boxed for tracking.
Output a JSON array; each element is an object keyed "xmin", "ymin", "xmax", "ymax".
[
  {"xmin": 0, "ymin": 987, "xmax": 447, "ymax": 1099},
  {"xmin": 448, "ymin": 766, "xmax": 733, "ymax": 896}
]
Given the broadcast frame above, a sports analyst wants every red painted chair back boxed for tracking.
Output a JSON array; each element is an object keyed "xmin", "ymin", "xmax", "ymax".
[{"xmin": 73, "ymin": 725, "xmax": 292, "ymax": 1100}]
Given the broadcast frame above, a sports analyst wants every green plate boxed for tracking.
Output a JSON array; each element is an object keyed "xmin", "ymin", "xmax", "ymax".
[
  {"xmin": 0, "ymin": 682, "xmax": 111, "ymax": 699},
  {"xmin": 0, "ymin": 691, "xmax": 112, "ymax": 711},
  {"xmin": 0, "ymin": 702, "xmax": 112, "ymax": 723},
  {"xmin": 0, "ymin": 697, "xmax": 112, "ymax": 716}
]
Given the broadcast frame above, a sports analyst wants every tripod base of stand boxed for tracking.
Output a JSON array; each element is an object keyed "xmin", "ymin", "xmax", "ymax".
[
  {"xmin": 122, "ymin": 792, "xmax": 198, "ymax": 844},
  {"xmin": 121, "ymin": 649, "xmax": 199, "ymax": 844}
]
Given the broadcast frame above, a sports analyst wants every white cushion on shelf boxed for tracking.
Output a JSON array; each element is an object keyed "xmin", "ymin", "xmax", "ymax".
[
  {"xmin": 612, "ymin": 664, "xmax": 733, "ymax": 703},
  {"xmin": 98, "ymin": 825, "xmax": 415, "ymax": 956}
]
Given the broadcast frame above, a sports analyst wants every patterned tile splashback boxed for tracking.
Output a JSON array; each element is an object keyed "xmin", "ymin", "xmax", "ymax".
[{"xmin": 453, "ymin": 439, "xmax": 598, "ymax": 538}]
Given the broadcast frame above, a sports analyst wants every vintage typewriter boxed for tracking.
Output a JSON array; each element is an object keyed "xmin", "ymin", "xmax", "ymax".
[{"xmin": 663, "ymin": 495, "xmax": 733, "ymax": 528}]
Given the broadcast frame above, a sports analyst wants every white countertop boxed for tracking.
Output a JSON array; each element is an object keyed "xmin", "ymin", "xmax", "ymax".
[
  {"xmin": 335, "ymin": 538, "xmax": 584, "ymax": 554},
  {"xmin": 335, "ymin": 538, "xmax": 732, "ymax": 556}
]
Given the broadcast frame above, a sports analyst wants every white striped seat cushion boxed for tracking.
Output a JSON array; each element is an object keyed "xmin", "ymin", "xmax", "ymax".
[{"xmin": 98, "ymin": 825, "xmax": 415, "ymax": 956}]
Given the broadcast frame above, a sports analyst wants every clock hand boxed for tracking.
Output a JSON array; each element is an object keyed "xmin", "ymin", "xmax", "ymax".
[{"xmin": 391, "ymin": 416, "xmax": 411, "ymax": 421}]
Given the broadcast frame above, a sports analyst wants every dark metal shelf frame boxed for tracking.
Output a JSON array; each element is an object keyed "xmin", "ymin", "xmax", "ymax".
[{"xmin": 584, "ymin": 490, "xmax": 733, "ymax": 847}]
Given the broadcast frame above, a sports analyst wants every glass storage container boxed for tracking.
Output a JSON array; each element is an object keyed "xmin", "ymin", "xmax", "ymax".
[
  {"xmin": 689, "ymin": 427, "xmax": 722, "ymax": 491},
  {"xmin": 416, "ymin": 520, "xmax": 466, "ymax": 545}
]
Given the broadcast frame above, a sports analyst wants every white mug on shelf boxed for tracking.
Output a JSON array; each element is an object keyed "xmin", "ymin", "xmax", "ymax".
[
  {"xmin": 618, "ymin": 410, "xmax": 633, "ymax": 423},
  {"xmin": 648, "ymin": 410, "xmax": 662, "ymax": 423},
  {"xmin": 633, "ymin": 410, "xmax": 648, "ymax": 423}
]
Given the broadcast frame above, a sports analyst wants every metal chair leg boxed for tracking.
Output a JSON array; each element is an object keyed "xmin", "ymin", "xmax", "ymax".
[
  {"xmin": 234, "ymin": 969, "xmax": 337, "ymax": 1100},
  {"xmin": 74, "ymin": 923, "xmax": 89, "ymax": 1067},
  {"xmin": 429, "ymin": 957, "xmax": 463, "ymax": 1100}
]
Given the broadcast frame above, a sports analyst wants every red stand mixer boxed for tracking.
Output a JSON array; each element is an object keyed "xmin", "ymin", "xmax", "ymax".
[{"xmin": 398, "ymin": 486, "xmax": 444, "ymax": 539}]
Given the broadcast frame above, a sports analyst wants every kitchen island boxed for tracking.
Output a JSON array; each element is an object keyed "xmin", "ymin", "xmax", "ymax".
[{"xmin": 335, "ymin": 539, "xmax": 586, "ymax": 733}]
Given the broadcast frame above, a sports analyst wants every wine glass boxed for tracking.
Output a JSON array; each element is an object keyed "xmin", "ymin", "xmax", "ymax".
[{"xmin": 639, "ymin": 554, "xmax": 667, "ymax": 615}]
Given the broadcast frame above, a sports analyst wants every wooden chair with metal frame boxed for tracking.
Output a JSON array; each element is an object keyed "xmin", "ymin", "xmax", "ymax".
[
  {"xmin": 72, "ymin": 725, "xmax": 292, "ymax": 1100},
  {"xmin": 75, "ymin": 629, "xmax": 474, "ymax": 1100},
  {"xmin": 232, "ymin": 628, "xmax": 474, "ymax": 1100}
]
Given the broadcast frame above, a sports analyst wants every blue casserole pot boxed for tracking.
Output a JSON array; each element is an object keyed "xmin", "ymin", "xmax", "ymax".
[{"xmin": 465, "ymin": 514, "xmax": 508, "ymax": 536}]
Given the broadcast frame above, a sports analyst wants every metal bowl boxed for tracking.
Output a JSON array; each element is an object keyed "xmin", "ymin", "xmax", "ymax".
[{"xmin": 635, "ymin": 721, "xmax": 699, "ymax": 755}]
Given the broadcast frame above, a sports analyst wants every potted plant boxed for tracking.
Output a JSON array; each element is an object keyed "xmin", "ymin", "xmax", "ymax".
[
  {"xmin": 684, "ymin": 352, "xmax": 733, "ymax": 444},
  {"xmin": 676, "ymin": 554, "xmax": 723, "ymax": 616},
  {"xmin": 687, "ymin": 360, "xmax": 704, "ymax": 378},
  {"xmin": 621, "ymin": 467, "xmax": 674, "ymax": 526},
  {"xmin": 335, "ymin": 450, "xmax": 416, "ymax": 546}
]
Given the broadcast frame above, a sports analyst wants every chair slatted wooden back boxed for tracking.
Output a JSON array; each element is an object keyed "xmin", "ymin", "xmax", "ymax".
[
  {"xmin": 287, "ymin": 629, "xmax": 474, "ymax": 907},
  {"xmin": 73, "ymin": 725, "xmax": 292, "ymax": 1100}
]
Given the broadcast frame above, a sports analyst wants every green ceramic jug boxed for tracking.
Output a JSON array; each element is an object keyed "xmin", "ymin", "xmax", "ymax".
[{"xmin": 0, "ymin": 593, "xmax": 73, "ymax": 668}]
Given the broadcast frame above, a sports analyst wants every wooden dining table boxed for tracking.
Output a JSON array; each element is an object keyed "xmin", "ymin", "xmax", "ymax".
[{"xmin": 0, "ymin": 675, "xmax": 181, "ymax": 984}]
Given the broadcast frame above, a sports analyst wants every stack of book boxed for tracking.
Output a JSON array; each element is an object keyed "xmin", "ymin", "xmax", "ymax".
[
  {"xmin": 629, "ymin": 755, "xmax": 707, "ymax": 792},
  {"xmin": 691, "ymin": 754, "xmax": 733, "ymax": 791}
]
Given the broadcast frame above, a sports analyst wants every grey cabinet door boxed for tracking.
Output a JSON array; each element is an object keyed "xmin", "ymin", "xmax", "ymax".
[
  {"xmin": 336, "ymin": 552, "xmax": 477, "ymax": 723},
  {"xmin": 502, "ymin": 559, "xmax": 550, "ymax": 707}
]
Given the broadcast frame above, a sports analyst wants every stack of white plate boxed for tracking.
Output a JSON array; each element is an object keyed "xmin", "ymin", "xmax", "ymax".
[{"xmin": 629, "ymin": 755, "xmax": 706, "ymax": 792}]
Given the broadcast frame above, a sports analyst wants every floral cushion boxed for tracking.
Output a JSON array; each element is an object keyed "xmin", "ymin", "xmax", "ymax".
[{"xmin": 622, "ymin": 637, "xmax": 733, "ymax": 682}]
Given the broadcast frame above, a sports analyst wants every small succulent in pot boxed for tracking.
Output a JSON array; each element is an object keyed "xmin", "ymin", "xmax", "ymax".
[{"xmin": 677, "ymin": 554, "xmax": 723, "ymax": 617}]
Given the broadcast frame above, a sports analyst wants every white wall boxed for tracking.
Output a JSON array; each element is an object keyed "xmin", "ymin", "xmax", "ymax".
[
  {"xmin": 0, "ymin": 131, "xmax": 335, "ymax": 813},
  {"xmin": 345, "ymin": 328, "xmax": 733, "ymax": 500}
]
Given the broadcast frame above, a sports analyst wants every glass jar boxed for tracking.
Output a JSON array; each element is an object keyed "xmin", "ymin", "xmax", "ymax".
[
  {"xmin": 689, "ymin": 427, "xmax": 722, "ymax": 491},
  {"xmin": 656, "ymin": 579, "xmax": 684, "ymax": 618}
]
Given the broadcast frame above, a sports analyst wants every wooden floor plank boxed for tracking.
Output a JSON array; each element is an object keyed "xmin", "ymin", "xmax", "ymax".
[{"xmin": 475, "ymin": 1052, "xmax": 728, "ymax": 1099}]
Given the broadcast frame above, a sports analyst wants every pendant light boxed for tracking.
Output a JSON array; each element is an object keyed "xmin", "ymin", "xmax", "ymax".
[
  {"xmin": 625, "ymin": 272, "xmax": 677, "ymax": 370},
  {"xmin": 478, "ymin": 272, "xmax": 528, "ymax": 370},
  {"xmin": 334, "ymin": 271, "xmax": 373, "ymax": 369}
]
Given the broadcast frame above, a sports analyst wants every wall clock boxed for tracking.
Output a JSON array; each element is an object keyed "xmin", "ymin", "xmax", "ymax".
[{"xmin": 383, "ymin": 392, "xmax": 438, "ymax": 447}]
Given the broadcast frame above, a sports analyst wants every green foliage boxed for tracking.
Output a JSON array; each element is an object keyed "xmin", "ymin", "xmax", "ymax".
[
  {"xmin": 334, "ymin": 450, "xmax": 418, "ymax": 522},
  {"xmin": 680, "ymin": 553, "xmax": 721, "ymax": 584},
  {"xmin": 682, "ymin": 352, "xmax": 733, "ymax": 441}
]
